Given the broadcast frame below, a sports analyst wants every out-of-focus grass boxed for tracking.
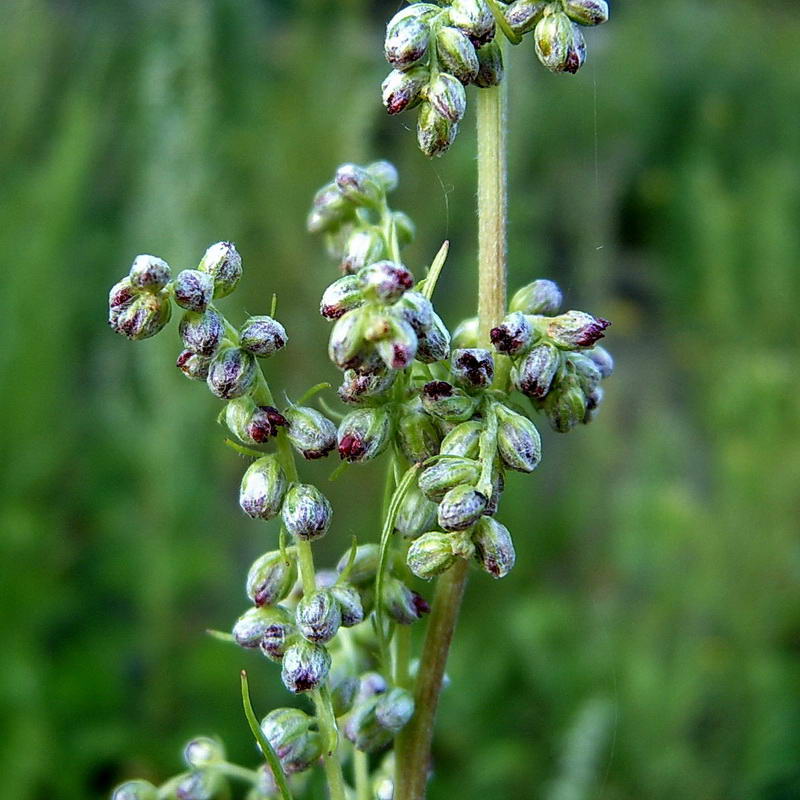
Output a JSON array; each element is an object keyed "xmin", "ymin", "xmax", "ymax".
[{"xmin": 1, "ymin": 1, "xmax": 799, "ymax": 798}]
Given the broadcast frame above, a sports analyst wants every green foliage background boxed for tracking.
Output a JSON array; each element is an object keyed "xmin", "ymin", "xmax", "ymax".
[{"xmin": 2, "ymin": 0, "xmax": 799, "ymax": 797}]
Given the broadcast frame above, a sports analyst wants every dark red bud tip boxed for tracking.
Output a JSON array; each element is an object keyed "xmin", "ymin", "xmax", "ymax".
[
  {"xmin": 321, "ymin": 304, "xmax": 345, "ymax": 320},
  {"xmin": 577, "ymin": 318, "xmax": 610, "ymax": 347},
  {"xmin": 176, "ymin": 351, "xmax": 192, "ymax": 369},
  {"xmin": 422, "ymin": 381, "xmax": 453, "ymax": 400},
  {"xmin": 490, "ymin": 325, "xmax": 519, "ymax": 353},
  {"xmin": 411, "ymin": 592, "xmax": 431, "ymax": 617},
  {"xmin": 339, "ymin": 433, "xmax": 366, "ymax": 461},
  {"xmin": 386, "ymin": 98, "xmax": 407, "ymax": 115}
]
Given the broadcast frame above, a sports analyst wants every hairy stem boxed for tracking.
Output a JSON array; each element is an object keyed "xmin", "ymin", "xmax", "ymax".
[{"xmin": 394, "ymin": 76, "xmax": 509, "ymax": 800}]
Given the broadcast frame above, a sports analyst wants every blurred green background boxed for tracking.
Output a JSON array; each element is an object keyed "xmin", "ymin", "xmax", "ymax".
[{"xmin": 2, "ymin": 0, "xmax": 800, "ymax": 798}]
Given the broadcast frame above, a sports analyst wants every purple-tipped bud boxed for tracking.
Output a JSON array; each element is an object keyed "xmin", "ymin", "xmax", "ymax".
[
  {"xmin": 419, "ymin": 457, "xmax": 481, "ymax": 501},
  {"xmin": 449, "ymin": 0, "xmax": 496, "ymax": 46},
  {"xmin": 337, "ymin": 407, "xmax": 392, "ymax": 462},
  {"xmin": 336, "ymin": 543, "xmax": 380, "ymax": 586},
  {"xmin": 510, "ymin": 279, "xmax": 563, "ymax": 315},
  {"xmin": 504, "ymin": 0, "xmax": 547, "ymax": 36},
  {"xmin": 407, "ymin": 531, "xmax": 457, "ymax": 579},
  {"xmin": 384, "ymin": 11, "xmax": 431, "ymax": 70},
  {"xmin": 415, "ymin": 311, "xmax": 451, "ymax": 363},
  {"xmin": 342, "ymin": 228, "xmax": 386, "ymax": 274},
  {"xmin": 281, "ymin": 640, "xmax": 331, "ymax": 694},
  {"xmin": 226, "ymin": 397, "xmax": 287, "ymax": 444},
  {"xmin": 233, "ymin": 605, "xmax": 295, "ymax": 651},
  {"xmin": 546, "ymin": 310, "xmax": 610, "ymax": 349},
  {"xmin": 183, "ymin": 737, "xmax": 225, "ymax": 770},
  {"xmin": 490, "ymin": 311, "xmax": 533, "ymax": 355},
  {"xmin": 516, "ymin": 343, "xmax": 560, "ymax": 399},
  {"xmin": 258, "ymin": 606, "xmax": 297, "ymax": 662},
  {"xmin": 129, "ymin": 254, "xmax": 171, "ymax": 292},
  {"xmin": 586, "ymin": 345, "xmax": 614, "ymax": 378},
  {"xmin": 335, "ymin": 163, "xmax": 382, "ymax": 206},
  {"xmin": 307, "ymin": 182, "xmax": 352, "ymax": 234},
  {"xmin": 397, "ymin": 407, "xmax": 442, "ymax": 464},
  {"xmin": 239, "ymin": 315, "xmax": 287, "ymax": 357},
  {"xmin": 474, "ymin": 39, "xmax": 505, "ymax": 87},
  {"xmin": 451, "ymin": 316, "xmax": 479, "ymax": 348},
  {"xmin": 495, "ymin": 404, "xmax": 542, "ymax": 473},
  {"xmin": 260, "ymin": 708, "xmax": 322, "ymax": 772},
  {"xmin": 284, "ymin": 406, "xmax": 337, "ymax": 460},
  {"xmin": 439, "ymin": 420, "xmax": 483, "ymax": 458},
  {"xmin": 239, "ymin": 455, "xmax": 287, "ymax": 520},
  {"xmin": 421, "ymin": 380, "xmax": 480, "ymax": 422},
  {"xmin": 450, "ymin": 348, "xmax": 494, "ymax": 389},
  {"xmin": 382, "ymin": 577, "xmax": 430, "ymax": 625},
  {"xmin": 417, "ymin": 101, "xmax": 458, "ymax": 158},
  {"xmin": 173, "ymin": 269, "xmax": 214, "ymax": 312},
  {"xmin": 472, "ymin": 516, "xmax": 516, "ymax": 578},
  {"xmin": 198, "ymin": 241, "xmax": 242, "ymax": 298},
  {"xmin": 321, "ymin": 275, "xmax": 365, "ymax": 320},
  {"xmin": 534, "ymin": 11, "xmax": 586, "ymax": 74},
  {"xmin": 108, "ymin": 278, "xmax": 171, "ymax": 340},
  {"xmin": 296, "ymin": 589, "xmax": 342, "ymax": 644},
  {"xmin": 112, "ymin": 781, "xmax": 158, "ymax": 800},
  {"xmin": 179, "ymin": 308, "xmax": 224, "ymax": 356},
  {"xmin": 397, "ymin": 291, "xmax": 434, "ymax": 333},
  {"xmin": 564, "ymin": 0, "xmax": 608, "ymax": 26},
  {"xmin": 375, "ymin": 317, "xmax": 419, "ymax": 370},
  {"xmin": 281, "ymin": 484, "xmax": 332, "ymax": 541},
  {"xmin": 206, "ymin": 346, "xmax": 257, "ymax": 399},
  {"xmin": 382, "ymin": 67, "xmax": 429, "ymax": 115},
  {"xmin": 436, "ymin": 27, "xmax": 479, "ymax": 84},
  {"xmin": 359, "ymin": 260, "xmax": 414, "ymax": 304},
  {"xmin": 247, "ymin": 550, "xmax": 297, "ymax": 607},
  {"xmin": 330, "ymin": 583, "xmax": 365, "ymax": 627},
  {"xmin": 437, "ymin": 484, "xmax": 487, "ymax": 531},
  {"xmin": 176, "ymin": 349, "xmax": 211, "ymax": 381},
  {"xmin": 338, "ymin": 368, "xmax": 396, "ymax": 406},
  {"xmin": 427, "ymin": 73, "xmax": 467, "ymax": 123}
]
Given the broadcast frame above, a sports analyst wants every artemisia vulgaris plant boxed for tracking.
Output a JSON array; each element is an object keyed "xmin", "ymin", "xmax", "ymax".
[{"xmin": 108, "ymin": 2, "xmax": 611, "ymax": 799}]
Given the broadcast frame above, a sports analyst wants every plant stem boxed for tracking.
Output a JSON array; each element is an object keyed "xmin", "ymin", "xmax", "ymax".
[
  {"xmin": 354, "ymin": 749, "xmax": 371, "ymax": 800},
  {"xmin": 394, "ymin": 73, "xmax": 509, "ymax": 800}
]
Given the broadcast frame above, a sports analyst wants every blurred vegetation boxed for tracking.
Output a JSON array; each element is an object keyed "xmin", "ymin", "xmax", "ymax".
[{"xmin": 1, "ymin": 0, "xmax": 799, "ymax": 798}]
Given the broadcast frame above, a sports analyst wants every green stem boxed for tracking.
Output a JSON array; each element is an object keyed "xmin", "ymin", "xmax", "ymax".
[
  {"xmin": 354, "ymin": 749, "xmax": 371, "ymax": 800},
  {"xmin": 394, "ymin": 71, "xmax": 509, "ymax": 800}
]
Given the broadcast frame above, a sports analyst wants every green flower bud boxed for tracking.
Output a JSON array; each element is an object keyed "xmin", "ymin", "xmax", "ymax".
[
  {"xmin": 383, "ymin": 577, "xmax": 430, "ymax": 625},
  {"xmin": 207, "ymin": 346, "xmax": 257, "ymax": 399},
  {"xmin": 382, "ymin": 67, "xmax": 429, "ymax": 115},
  {"xmin": 226, "ymin": 398, "xmax": 287, "ymax": 445},
  {"xmin": 338, "ymin": 407, "xmax": 392, "ymax": 462},
  {"xmin": 504, "ymin": 0, "xmax": 547, "ymax": 36},
  {"xmin": 261, "ymin": 707, "xmax": 322, "ymax": 773},
  {"xmin": 474, "ymin": 39, "xmax": 505, "ymax": 87},
  {"xmin": 450, "ymin": 348, "xmax": 494, "ymax": 389},
  {"xmin": 344, "ymin": 696, "xmax": 393, "ymax": 753},
  {"xmin": 395, "ymin": 483, "xmax": 438, "ymax": 538},
  {"xmin": 415, "ymin": 311, "xmax": 451, "ymax": 363},
  {"xmin": 436, "ymin": 27, "xmax": 479, "ymax": 84},
  {"xmin": 393, "ymin": 211, "xmax": 416, "ymax": 246},
  {"xmin": 546, "ymin": 310, "xmax": 610, "ymax": 349},
  {"xmin": 179, "ymin": 309, "xmax": 224, "ymax": 356},
  {"xmin": 417, "ymin": 101, "xmax": 458, "ymax": 158},
  {"xmin": 108, "ymin": 278, "xmax": 171, "ymax": 340},
  {"xmin": 427, "ymin": 72, "xmax": 467, "ymax": 123},
  {"xmin": 198, "ymin": 241, "xmax": 242, "ymax": 298},
  {"xmin": 438, "ymin": 484, "xmax": 487, "ymax": 531},
  {"xmin": 307, "ymin": 182, "xmax": 352, "ymax": 234},
  {"xmin": 385, "ymin": 10, "xmax": 431, "ymax": 70},
  {"xmin": 586, "ymin": 345, "xmax": 614, "ymax": 378},
  {"xmin": 419, "ymin": 457, "xmax": 481, "ymax": 501},
  {"xmin": 367, "ymin": 160, "xmax": 399, "ymax": 192},
  {"xmin": 516, "ymin": 342, "xmax": 560, "ymax": 398},
  {"xmin": 246, "ymin": 550, "xmax": 297, "ymax": 606},
  {"xmin": 129, "ymin": 254, "xmax": 171, "ymax": 292},
  {"xmin": 342, "ymin": 228, "xmax": 386, "ymax": 274},
  {"xmin": 183, "ymin": 737, "xmax": 225, "ymax": 769},
  {"xmin": 421, "ymin": 380, "xmax": 480, "ymax": 422},
  {"xmin": 359, "ymin": 260, "xmax": 414, "ymax": 303},
  {"xmin": 113, "ymin": 781, "xmax": 158, "ymax": 800},
  {"xmin": 233, "ymin": 605, "xmax": 296, "ymax": 652},
  {"xmin": 239, "ymin": 455, "xmax": 288, "ymax": 520},
  {"xmin": 328, "ymin": 308, "xmax": 366, "ymax": 369},
  {"xmin": 568, "ymin": 352, "xmax": 602, "ymax": 395},
  {"xmin": 281, "ymin": 640, "xmax": 332, "ymax": 694},
  {"xmin": 495, "ymin": 403, "xmax": 542, "ymax": 472},
  {"xmin": 373, "ymin": 316, "xmax": 418, "ymax": 370},
  {"xmin": 335, "ymin": 165, "xmax": 380, "ymax": 209},
  {"xmin": 281, "ymin": 484, "xmax": 332, "ymax": 541},
  {"xmin": 174, "ymin": 269, "xmax": 214, "ymax": 312},
  {"xmin": 239, "ymin": 316, "xmax": 287, "ymax": 358},
  {"xmin": 563, "ymin": 0, "xmax": 608, "ymax": 26},
  {"xmin": 329, "ymin": 674, "xmax": 359, "ymax": 717},
  {"xmin": 296, "ymin": 589, "xmax": 342, "ymax": 644},
  {"xmin": 337, "ymin": 543, "xmax": 380, "ymax": 585},
  {"xmin": 330, "ymin": 583, "xmax": 365, "ymax": 627},
  {"xmin": 490, "ymin": 311, "xmax": 533, "ymax": 355},
  {"xmin": 440, "ymin": 419, "xmax": 483, "ymax": 457},
  {"xmin": 338, "ymin": 368, "xmax": 396, "ymax": 406},
  {"xmin": 175, "ymin": 771, "xmax": 225, "ymax": 800},
  {"xmin": 321, "ymin": 275, "xmax": 364, "ymax": 321},
  {"xmin": 451, "ymin": 316, "xmax": 479, "ymax": 348},
  {"xmin": 407, "ymin": 531, "xmax": 457, "ymax": 579},
  {"xmin": 534, "ymin": 11, "xmax": 586, "ymax": 74},
  {"xmin": 176, "ymin": 350, "xmax": 211, "ymax": 381},
  {"xmin": 510, "ymin": 279, "xmax": 562, "ymax": 315},
  {"xmin": 284, "ymin": 405, "xmax": 337, "ymax": 460},
  {"xmin": 472, "ymin": 516, "xmax": 515, "ymax": 578},
  {"xmin": 376, "ymin": 687, "xmax": 415, "ymax": 732},
  {"xmin": 544, "ymin": 375, "xmax": 586, "ymax": 432},
  {"xmin": 448, "ymin": 0, "xmax": 496, "ymax": 46},
  {"xmin": 397, "ymin": 407, "xmax": 441, "ymax": 463}
]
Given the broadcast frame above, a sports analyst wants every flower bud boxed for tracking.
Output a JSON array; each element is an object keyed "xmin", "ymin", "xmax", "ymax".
[
  {"xmin": 231, "ymin": 400, "xmax": 287, "ymax": 445},
  {"xmin": 436, "ymin": 27, "xmax": 479, "ymax": 84},
  {"xmin": 419, "ymin": 457, "xmax": 481, "ymax": 501},
  {"xmin": 427, "ymin": 72, "xmax": 467, "ymax": 123},
  {"xmin": 281, "ymin": 484, "xmax": 332, "ymax": 541},
  {"xmin": 207, "ymin": 346, "xmax": 257, "ymax": 399},
  {"xmin": 439, "ymin": 420, "xmax": 482, "ymax": 457},
  {"xmin": 335, "ymin": 163, "xmax": 382, "ymax": 206},
  {"xmin": 396, "ymin": 290, "xmax": 433, "ymax": 333},
  {"xmin": 198, "ymin": 241, "xmax": 242, "ymax": 298},
  {"xmin": 338, "ymin": 407, "xmax": 392, "ymax": 462},
  {"xmin": 376, "ymin": 688, "xmax": 415, "ymax": 732},
  {"xmin": 113, "ymin": 781, "xmax": 158, "ymax": 800},
  {"xmin": 176, "ymin": 350, "xmax": 211, "ymax": 381},
  {"xmin": 421, "ymin": 381, "xmax": 479, "ymax": 422},
  {"xmin": 384, "ymin": 11, "xmax": 431, "ymax": 70},
  {"xmin": 534, "ymin": 11, "xmax": 586, "ymax": 74},
  {"xmin": 495, "ymin": 404, "xmax": 542, "ymax": 473},
  {"xmin": 183, "ymin": 737, "xmax": 225, "ymax": 769},
  {"xmin": 341, "ymin": 228, "xmax": 386, "ymax": 274},
  {"xmin": 450, "ymin": 348, "xmax": 494, "ymax": 389},
  {"xmin": 357, "ymin": 671, "xmax": 389, "ymax": 701},
  {"xmin": 239, "ymin": 455, "xmax": 288, "ymax": 520},
  {"xmin": 259, "ymin": 606, "xmax": 297, "ymax": 662},
  {"xmin": 451, "ymin": 316, "xmax": 479, "ymax": 348},
  {"xmin": 329, "ymin": 674, "xmax": 359, "ymax": 717},
  {"xmin": 584, "ymin": 384, "xmax": 604, "ymax": 424},
  {"xmin": 382, "ymin": 67, "xmax": 428, "ymax": 115},
  {"xmin": 179, "ymin": 309, "xmax": 224, "ymax": 356},
  {"xmin": 331, "ymin": 583, "xmax": 365, "ymax": 627},
  {"xmin": 472, "ymin": 516, "xmax": 515, "ymax": 578},
  {"xmin": 417, "ymin": 101, "xmax": 458, "ymax": 158},
  {"xmin": 233, "ymin": 605, "xmax": 295, "ymax": 651},
  {"xmin": 252, "ymin": 765, "xmax": 280, "ymax": 799},
  {"xmin": 321, "ymin": 275, "xmax": 364, "ymax": 321},
  {"xmin": 438, "ymin": 484, "xmax": 487, "ymax": 531},
  {"xmin": 395, "ymin": 484, "xmax": 438, "ymax": 538},
  {"xmin": 448, "ymin": 0, "xmax": 496, "ymax": 46},
  {"xmin": 261, "ymin": 707, "xmax": 322, "ymax": 772},
  {"xmin": 490, "ymin": 311, "xmax": 533, "ymax": 355},
  {"xmin": 328, "ymin": 309, "xmax": 366, "ymax": 369},
  {"xmin": 281, "ymin": 640, "xmax": 332, "ymax": 694},
  {"xmin": 563, "ymin": 0, "xmax": 608, "ymax": 26},
  {"xmin": 407, "ymin": 531, "xmax": 457, "ymax": 579},
  {"xmin": 546, "ymin": 310, "xmax": 610, "ymax": 349},
  {"xmin": 586, "ymin": 344, "xmax": 613, "ymax": 378},
  {"xmin": 284, "ymin": 406, "xmax": 337, "ymax": 460},
  {"xmin": 367, "ymin": 160, "xmax": 399, "ymax": 192},
  {"xmin": 129, "ymin": 254, "xmax": 171, "ymax": 292},
  {"xmin": 247, "ymin": 550, "xmax": 297, "ymax": 606},
  {"xmin": 296, "ymin": 589, "xmax": 342, "ymax": 644},
  {"xmin": 337, "ymin": 543, "xmax": 380, "ymax": 585},
  {"xmin": 173, "ymin": 269, "xmax": 214, "ymax": 312},
  {"xmin": 474, "ymin": 39, "xmax": 505, "ymax": 87},
  {"xmin": 504, "ymin": 0, "xmax": 547, "ymax": 36},
  {"xmin": 393, "ymin": 211, "xmax": 416, "ymax": 246},
  {"xmin": 510, "ymin": 279, "xmax": 562, "ymax": 315},
  {"xmin": 568, "ymin": 352, "xmax": 602, "ymax": 395},
  {"xmin": 516, "ymin": 342, "xmax": 560, "ymax": 399},
  {"xmin": 307, "ymin": 183, "xmax": 352, "ymax": 234},
  {"xmin": 359, "ymin": 260, "xmax": 414, "ymax": 304},
  {"xmin": 344, "ymin": 697, "xmax": 392, "ymax": 753},
  {"xmin": 415, "ymin": 311, "xmax": 451, "ymax": 363},
  {"xmin": 240, "ymin": 316, "xmax": 287, "ymax": 357},
  {"xmin": 545, "ymin": 376, "xmax": 587, "ymax": 433},
  {"xmin": 338, "ymin": 368, "xmax": 396, "ymax": 406},
  {"xmin": 175, "ymin": 771, "xmax": 225, "ymax": 800},
  {"xmin": 397, "ymin": 407, "xmax": 441, "ymax": 463},
  {"xmin": 382, "ymin": 577, "xmax": 430, "ymax": 625},
  {"xmin": 108, "ymin": 278, "xmax": 171, "ymax": 340}
]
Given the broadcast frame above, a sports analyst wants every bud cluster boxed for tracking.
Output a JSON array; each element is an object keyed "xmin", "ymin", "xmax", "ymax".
[{"xmin": 343, "ymin": 672, "xmax": 415, "ymax": 752}]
